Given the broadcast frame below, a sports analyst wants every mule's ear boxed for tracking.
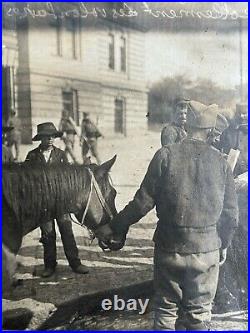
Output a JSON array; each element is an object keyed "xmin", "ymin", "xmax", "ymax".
[{"xmin": 96, "ymin": 155, "xmax": 117, "ymax": 177}]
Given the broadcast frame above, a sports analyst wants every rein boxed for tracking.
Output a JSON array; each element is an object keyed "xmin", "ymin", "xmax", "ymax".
[{"xmin": 69, "ymin": 168, "xmax": 113, "ymax": 229}]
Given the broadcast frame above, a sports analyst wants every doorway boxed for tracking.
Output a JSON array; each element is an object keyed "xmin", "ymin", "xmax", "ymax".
[{"xmin": 114, "ymin": 98, "xmax": 126, "ymax": 135}]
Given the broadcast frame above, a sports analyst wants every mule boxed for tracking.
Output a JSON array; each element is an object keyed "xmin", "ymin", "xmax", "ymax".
[{"xmin": 2, "ymin": 156, "xmax": 117, "ymax": 288}]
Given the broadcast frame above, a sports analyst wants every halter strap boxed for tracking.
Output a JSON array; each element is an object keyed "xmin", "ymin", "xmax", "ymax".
[
  {"xmin": 70, "ymin": 168, "xmax": 113, "ymax": 228},
  {"xmin": 80, "ymin": 171, "xmax": 94, "ymax": 226},
  {"xmin": 90, "ymin": 170, "xmax": 114, "ymax": 220}
]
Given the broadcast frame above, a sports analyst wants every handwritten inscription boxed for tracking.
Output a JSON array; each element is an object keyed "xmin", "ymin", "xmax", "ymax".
[{"xmin": 3, "ymin": 2, "xmax": 248, "ymax": 21}]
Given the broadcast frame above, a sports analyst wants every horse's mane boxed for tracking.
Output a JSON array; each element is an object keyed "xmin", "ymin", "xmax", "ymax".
[{"xmin": 2, "ymin": 163, "xmax": 93, "ymax": 223}]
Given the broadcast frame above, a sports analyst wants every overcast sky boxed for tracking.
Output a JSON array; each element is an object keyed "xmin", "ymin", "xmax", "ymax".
[
  {"xmin": 137, "ymin": 2, "xmax": 248, "ymax": 88},
  {"xmin": 145, "ymin": 28, "xmax": 248, "ymax": 88}
]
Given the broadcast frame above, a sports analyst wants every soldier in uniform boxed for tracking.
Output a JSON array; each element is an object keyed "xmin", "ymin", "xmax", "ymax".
[
  {"xmin": 161, "ymin": 99, "xmax": 189, "ymax": 146},
  {"xmin": 96, "ymin": 100, "xmax": 238, "ymax": 330},
  {"xmin": 25, "ymin": 122, "xmax": 89, "ymax": 277},
  {"xmin": 2, "ymin": 126, "xmax": 14, "ymax": 163},
  {"xmin": 59, "ymin": 110, "xmax": 78, "ymax": 163},
  {"xmin": 80, "ymin": 112, "xmax": 103, "ymax": 164},
  {"xmin": 6, "ymin": 109, "xmax": 22, "ymax": 162}
]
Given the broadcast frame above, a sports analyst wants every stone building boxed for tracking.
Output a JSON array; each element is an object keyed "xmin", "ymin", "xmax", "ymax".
[{"xmin": 2, "ymin": 3, "xmax": 148, "ymax": 143}]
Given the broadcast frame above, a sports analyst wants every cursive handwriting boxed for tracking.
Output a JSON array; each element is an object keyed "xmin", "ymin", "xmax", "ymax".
[
  {"xmin": 3, "ymin": 2, "xmax": 248, "ymax": 21},
  {"xmin": 141, "ymin": 2, "xmax": 248, "ymax": 20}
]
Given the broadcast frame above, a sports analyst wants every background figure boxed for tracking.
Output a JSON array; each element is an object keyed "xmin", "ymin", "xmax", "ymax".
[
  {"xmin": 25, "ymin": 122, "xmax": 88, "ymax": 278},
  {"xmin": 160, "ymin": 99, "xmax": 189, "ymax": 146},
  {"xmin": 2, "ymin": 126, "xmax": 14, "ymax": 163},
  {"xmin": 59, "ymin": 110, "xmax": 78, "ymax": 163},
  {"xmin": 218, "ymin": 103, "xmax": 248, "ymax": 177},
  {"xmin": 6, "ymin": 109, "xmax": 22, "ymax": 162},
  {"xmin": 80, "ymin": 112, "xmax": 103, "ymax": 164}
]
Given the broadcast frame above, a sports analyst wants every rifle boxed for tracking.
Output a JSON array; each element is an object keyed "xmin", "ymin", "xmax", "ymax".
[{"xmin": 68, "ymin": 116, "xmax": 90, "ymax": 149}]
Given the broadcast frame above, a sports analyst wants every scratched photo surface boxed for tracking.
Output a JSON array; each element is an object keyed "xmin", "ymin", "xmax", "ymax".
[{"xmin": 2, "ymin": 2, "xmax": 248, "ymax": 330}]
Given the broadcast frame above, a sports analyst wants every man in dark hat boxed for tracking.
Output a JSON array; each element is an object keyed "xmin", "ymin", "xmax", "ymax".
[
  {"xmin": 6, "ymin": 109, "xmax": 22, "ymax": 162},
  {"xmin": 96, "ymin": 100, "xmax": 238, "ymax": 330},
  {"xmin": 59, "ymin": 110, "xmax": 78, "ymax": 163},
  {"xmin": 25, "ymin": 122, "xmax": 89, "ymax": 277},
  {"xmin": 161, "ymin": 99, "xmax": 189, "ymax": 146},
  {"xmin": 2, "ymin": 126, "xmax": 14, "ymax": 163},
  {"xmin": 80, "ymin": 112, "xmax": 103, "ymax": 164}
]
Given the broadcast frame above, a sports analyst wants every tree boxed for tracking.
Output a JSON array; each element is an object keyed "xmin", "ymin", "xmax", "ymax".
[{"xmin": 148, "ymin": 76, "xmax": 238, "ymax": 124}]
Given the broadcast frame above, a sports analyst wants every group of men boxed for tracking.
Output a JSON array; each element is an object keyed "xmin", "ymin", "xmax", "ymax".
[
  {"xmin": 58, "ymin": 110, "xmax": 103, "ymax": 164},
  {"xmin": 96, "ymin": 99, "xmax": 246, "ymax": 330},
  {"xmin": 2, "ymin": 109, "xmax": 22, "ymax": 163},
  {"xmin": 2, "ymin": 100, "xmax": 247, "ymax": 330}
]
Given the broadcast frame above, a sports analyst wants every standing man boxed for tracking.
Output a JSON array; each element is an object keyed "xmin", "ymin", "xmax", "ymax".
[
  {"xmin": 96, "ymin": 101, "xmax": 238, "ymax": 330},
  {"xmin": 59, "ymin": 110, "xmax": 78, "ymax": 163},
  {"xmin": 25, "ymin": 122, "xmax": 89, "ymax": 277},
  {"xmin": 80, "ymin": 112, "xmax": 103, "ymax": 164},
  {"xmin": 6, "ymin": 109, "xmax": 22, "ymax": 161},
  {"xmin": 218, "ymin": 104, "xmax": 248, "ymax": 176},
  {"xmin": 161, "ymin": 99, "xmax": 189, "ymax": 146},
  {"xmin": 2, "ymin": 126, "xmax": 14, "ymax": 163}
]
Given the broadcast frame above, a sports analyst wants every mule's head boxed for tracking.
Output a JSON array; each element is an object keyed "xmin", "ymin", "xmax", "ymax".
[{"xmin": 75, "ymin": 155, "xmax": 117, "ymax": 232}]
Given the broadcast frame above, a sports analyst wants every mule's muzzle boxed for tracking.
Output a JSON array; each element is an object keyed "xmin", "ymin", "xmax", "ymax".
[
  {"xmin": 98, "ymin": 236, "xmax": 126, "ymax": 252},
  {"xmin": 95, "ymin": 223, "xmax": 126, "ymax": 251}
]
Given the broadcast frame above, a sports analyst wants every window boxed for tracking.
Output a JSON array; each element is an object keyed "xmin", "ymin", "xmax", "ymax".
[
  {"xmin": 114, "ymin": 98, "xmax": 126, "ymax": 135},
  {"xmin": 62, "ymin": 89, "xmax": 79, "ymax": 125},
  {"xmin": 71, "ymin": 19, "xmax": 77, "ymax": 60},
  {"xmin": 108, "ymin": 33, "xmax": 115, "ymax": 70},
  {"xmin": 65, "ymin": 18, "xmax": 78, "ymax": 59},
  {"xmin": 120, "ymin": 37, "xmax": 126, "ymax": 72},
  {"xmin": 56, "ymin": 18, "xmax": 62, "ymax": 56}
]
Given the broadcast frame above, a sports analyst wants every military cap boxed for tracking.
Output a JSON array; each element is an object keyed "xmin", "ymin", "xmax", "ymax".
[
  {"xmin": 215, "ymin": 113, "xmax": 229, "ymax": 134},
  {"xmin": 187, "ymin": 100, "xmax": 218, "ymax": 129},
  {"xmin": 236, "ymin": 103, "xmax": 248, "ymax": 115},
  {"xmin": 175, "ymin": 98, "xmax": 191, "ymax": 108}
]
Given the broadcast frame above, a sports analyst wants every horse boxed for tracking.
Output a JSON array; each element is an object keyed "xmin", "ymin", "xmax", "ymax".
[{"xmin": 2, "ymin": 156, "xmax": 117, "ymax": 289}]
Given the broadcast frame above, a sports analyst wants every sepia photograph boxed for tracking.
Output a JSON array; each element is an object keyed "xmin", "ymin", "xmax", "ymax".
[{"xmin": 2, "ymin": 2, "xmax": 248, "ymax": 330}]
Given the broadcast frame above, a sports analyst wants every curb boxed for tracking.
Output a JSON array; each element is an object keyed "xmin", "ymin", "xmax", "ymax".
[{"xmin": 38, "ymin": 280, "xmax": 154, "ymax": 330}]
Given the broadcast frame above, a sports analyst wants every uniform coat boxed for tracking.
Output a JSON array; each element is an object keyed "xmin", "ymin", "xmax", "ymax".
[
  {"xmin": 161, "ymin": 123, "xmax": 187, "ymax": 146},
  {"xmin": 110, "ymin": 138, "xmax": 238, "ymax": 330}
]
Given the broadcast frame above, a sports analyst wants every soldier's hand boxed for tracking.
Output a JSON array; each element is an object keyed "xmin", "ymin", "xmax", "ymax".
[
  {"xmin": 95, "ymin": 224, "xmax": 113, "ymax": 242},
  {"xmin": 219, "ymin": 248, "xmax": 227, "ymax": 266}
]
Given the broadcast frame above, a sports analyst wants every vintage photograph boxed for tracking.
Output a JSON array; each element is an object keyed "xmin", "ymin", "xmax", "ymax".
[{"xmin": 2, "ymin": 2, "xmax": 248, "ymax": 330}]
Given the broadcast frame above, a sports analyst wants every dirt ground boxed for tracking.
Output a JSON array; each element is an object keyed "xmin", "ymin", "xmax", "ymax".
[{"xmin": 3, "ymin": 130, "xmax": 248, "ymax": 330}]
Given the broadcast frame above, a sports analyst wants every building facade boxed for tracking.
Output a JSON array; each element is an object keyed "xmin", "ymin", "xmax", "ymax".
[
  {"xmin": 2, "ymin": 18, "xmax": 18, "ymax": 126},
  {"xmin": 3, "ymin": 3, "xmax": 148, "ymax": 143}
]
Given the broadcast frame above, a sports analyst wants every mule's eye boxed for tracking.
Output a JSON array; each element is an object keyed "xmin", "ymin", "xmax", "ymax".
[{"xmin": 112, "ymin": 188, "xmax": 117, "ymax": 198}]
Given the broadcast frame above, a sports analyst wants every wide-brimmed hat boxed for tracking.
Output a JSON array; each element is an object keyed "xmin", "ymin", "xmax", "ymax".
[
  {"xmin": 2, "ymin": 126, "xmax": 14, "ymax": 133},
  {"xmin": 32, "ymin": 122, "xmax": 63, "ymax": 141},
  {"xmin": 187, "ymin": 100, "xmax": 218, "ymax": 129}
]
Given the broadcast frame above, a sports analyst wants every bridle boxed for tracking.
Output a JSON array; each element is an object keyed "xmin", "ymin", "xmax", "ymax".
[{"xmin": 69, "ymin": 168, "xmax": 114, "ymax": 250}]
